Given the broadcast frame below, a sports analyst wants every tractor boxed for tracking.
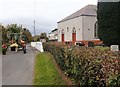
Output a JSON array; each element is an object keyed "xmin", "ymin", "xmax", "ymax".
[{"xmin": 9, "ymin": 32, "xmax": 27, "ymax": 54}]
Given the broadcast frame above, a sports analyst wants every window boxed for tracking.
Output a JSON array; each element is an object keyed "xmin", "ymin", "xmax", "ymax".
[
  {"xmin": 67, "ymin": 27, "xmax": 69, "ymax": 32},
  {"xmin": 62, "ymin": 29, "xmax": 64, "ymax": 34},
  {"xmin": 94, "ymin": 21, "xmax": 98, "ymax": 39},
  {"xmin": 72, "ymin": 27, "xmax": 76, "ymax": 33}
]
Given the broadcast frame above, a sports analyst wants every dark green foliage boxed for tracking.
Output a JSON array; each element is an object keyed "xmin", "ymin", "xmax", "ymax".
[
  {"xmin": 1, "ymin": 25, "xmax": 8, "ymax": 42},
  {"xmin": 22, "ymin": 29, "xmax": 32, "ymax": 42},
  {"xmin": 0, "ymin": 24, "xmax": 32, "ymax": 43},
  {"xmin": 43, "ymin": 42, "xmax": 120, "ymax": 86},
  {"xmin": 40, "ymin": 33, "xmax": 49, "ymax": 42},
  {"xmin": 33, "ymin": 35, "xmax": 40, "ymax": 42},
  {"xmin": 97, "ymin": 2, "xmax": 120, "ymax": 46},
  {"xmin": 2, "ymin": 47, "xmax": 7, "ymax": 55},
  {"xmin": 7, "ymin": 24, "xmax": 21, "ymax": 33}
]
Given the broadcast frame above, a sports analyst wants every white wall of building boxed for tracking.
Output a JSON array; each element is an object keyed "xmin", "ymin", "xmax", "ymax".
[
  {"xmin": 58, "ymin": 16, "xmax": 97, "ymax": 42},
  {"xmin": 58, "ymin": 16, "xmax": 83, "ymax": 42},
  {"xmin": 48, "ymin": 30, "xmax": 58, "ymax": 41},
  {"xmin": 57, "ymin": 5, "xmax": 99, "ymax": 43},
  {"xmin": 98, "ymin": 0, "xmax": 120, "ymax": 2},
  {"xmin": 82, "ymin": 16, "xmax": 97, "ymax": 40}
]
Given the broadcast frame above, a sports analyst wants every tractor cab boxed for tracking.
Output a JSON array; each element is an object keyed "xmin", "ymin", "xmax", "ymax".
[{"xmin": 9, "ymin": 32, "xmax": 26, "ymax": 53}]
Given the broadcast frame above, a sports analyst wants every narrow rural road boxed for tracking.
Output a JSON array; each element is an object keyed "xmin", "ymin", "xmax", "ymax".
[{"xmin": 2, "ymin": 44, "xmax": 36, "ymax": 85}]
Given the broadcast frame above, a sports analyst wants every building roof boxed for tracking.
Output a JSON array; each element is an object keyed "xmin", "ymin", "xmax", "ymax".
[
  {"xmin": 49, "ymin": 28, "xmax": 58, "ymax": 34},
  {"xmin": 51, "ymin": 28, "xmax": 58, "ymax": 32},
  {"xmin": 58, "ymin": 5, "xmax": 97, "ymax": 23},
  {"xmin": 98, "ymin": 0, "xmax": 120, "ymax": 2}
]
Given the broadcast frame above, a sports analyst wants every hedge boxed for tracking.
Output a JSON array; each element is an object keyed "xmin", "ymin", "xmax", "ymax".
[
  {"xmin": 43, "ymin": 42, "xmax": 120, "ymax": 86},
  {"xmin": 97, "ymin": 2, "xmax": 120, "ymax": 46}
]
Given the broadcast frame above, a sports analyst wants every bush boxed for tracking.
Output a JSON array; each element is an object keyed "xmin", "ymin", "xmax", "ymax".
[
  {"xmin": 97, "ymin": 2, "xmax": 120, "ymax": 46},
  {"xmin": 43, "ymin": 42, "xmax": 120, "ymax": 86}
]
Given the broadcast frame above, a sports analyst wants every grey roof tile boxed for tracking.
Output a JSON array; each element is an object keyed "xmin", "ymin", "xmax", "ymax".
[{"xmin": 58, "ymin": 4, "xmax": 97, "ymax": 23}]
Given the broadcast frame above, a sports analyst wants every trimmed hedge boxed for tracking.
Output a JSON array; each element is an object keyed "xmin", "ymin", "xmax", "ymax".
[
  {"xmin": 97, "ymin": 2, "xmax": 120, "ymax": 46},
  {"xmin": 43, "ymin": 42, "xmax": 120, "ymax": 86}
]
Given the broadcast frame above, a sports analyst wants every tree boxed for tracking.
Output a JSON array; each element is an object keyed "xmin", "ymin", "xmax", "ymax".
[
  {"xmin": 40, "ymin": 32, "xmax": 49, "ymax": 42},
  {"xmin": 97, "ymin": 2, "xmax": 120, "ymax": 46},
  {"xmin": 0, "ymin": 25, "xmax": 3, "ymax": 41},
  {"xmin": 6, "ymin": 24, "xmax": 22, "ymax": 43},
  {"xmin": 33, "ymin": 35, "xmax": 40, "ymax": 42},
  {"xmin": 7, "ymin": 24, "xmax": 22, "ymax": 33},
  {"xmin": 0, "ymin": 24, "xmax": 32, "ymax": 43},
  {"xmin": 0, "ymin": 25, "xmax": 8, "ymax": 43},
  {"xmin": 22, "ymin": 28, "xmax": 32, "ymax": 42}
]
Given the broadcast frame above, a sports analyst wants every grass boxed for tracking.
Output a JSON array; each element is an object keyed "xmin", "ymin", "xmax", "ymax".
[
  {"xmin": 94, "ymin": 46, "xmax": 110, "ymax": 51},
  {"xmin": 33, "ymin": 52, "xmax": 65, "ymax": 85}
]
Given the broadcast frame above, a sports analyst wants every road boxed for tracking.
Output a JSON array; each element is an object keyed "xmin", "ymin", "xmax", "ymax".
[{"xmin": 2, "ymin": 44, "xmax": 36, "ymax": 85}]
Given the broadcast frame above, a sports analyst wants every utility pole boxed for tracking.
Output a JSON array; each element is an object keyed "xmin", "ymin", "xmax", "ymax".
[
  {"xmin": 34, "ymin": 20, "xmax": 35, "ymax": 41},
  {"xmin": 34, "ymin": 0, "xmax": 36, "ymax": 41}
]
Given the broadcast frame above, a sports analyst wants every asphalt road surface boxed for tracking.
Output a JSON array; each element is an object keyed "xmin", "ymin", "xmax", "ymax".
[{"xmin": 2, "ymin": 44, "xmax": 36, "ymax": 85}]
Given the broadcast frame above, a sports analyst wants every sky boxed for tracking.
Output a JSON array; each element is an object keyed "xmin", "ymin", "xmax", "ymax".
[{"xmin": 0, "ymin": 0, "xmax": 97, "ymax": 35}]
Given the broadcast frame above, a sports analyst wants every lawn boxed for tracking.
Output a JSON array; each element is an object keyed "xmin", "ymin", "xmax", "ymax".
[
  {"xmin": 94, "ymin": 46, "xmax": 110, "ymax": 51},
  {"xmin": 33, "ymin": 52, "xmax": 66, "ymax": 85}
]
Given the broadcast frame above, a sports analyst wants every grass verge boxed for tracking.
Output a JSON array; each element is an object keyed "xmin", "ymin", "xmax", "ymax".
[
  {"xmin": 33, "ymin": 52, "xmax": 65, "ymax": 85},
  {"xmin": 94, "ymin": 46, "xmax": 110, "ymax": 51}
]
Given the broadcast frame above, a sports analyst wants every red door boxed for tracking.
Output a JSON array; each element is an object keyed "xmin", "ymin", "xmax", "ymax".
[
  {"xmin": 62, "ymin": 34, "xmax": 64, "ymax": 42},
  {"xmin": 72, "ymin": 33, "xmax": 76, "ymax": 44}
]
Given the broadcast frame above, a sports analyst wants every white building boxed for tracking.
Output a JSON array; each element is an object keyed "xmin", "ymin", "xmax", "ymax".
[
  {"xmin": 48, "ymin": 29, "xmax": 58, "ymax": 41},
  {"xmin": 98, "ymin": 0, "xmax": 120, "ymax": 2},
  {"xmin": 57, "ymin": 5, "xmax": 101, "ymax": 45}
]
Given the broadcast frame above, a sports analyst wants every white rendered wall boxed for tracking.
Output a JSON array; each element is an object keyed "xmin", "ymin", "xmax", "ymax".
[
  {"xmin": 48, "ymin": 30, "xmax": 58, "ymax": 40},
  {"xmin": 58, "ymin": 16, "xmax": 83, "ymax": 42},
  {"xmin": 82, "ymin": 16, "xmax": 97, "ymax": 41},
  {"xmin": 31, "ymin": 42, "xmax": 44, "ymax": 52}
]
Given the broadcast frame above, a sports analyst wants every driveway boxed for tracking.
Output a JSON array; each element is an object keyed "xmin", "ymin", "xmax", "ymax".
[{"xmin": 2, "ymin": 44, "xmax": 36, "ymax": 85}]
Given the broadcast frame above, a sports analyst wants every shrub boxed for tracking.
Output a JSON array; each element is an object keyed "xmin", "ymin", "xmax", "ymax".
[
  {"xmin": 97, "ymin": 2, "xmax": 120, "ymax": 46},
  {"xmin": 43, "ymin": 42, "xmax": 120, "ymax": 86}
]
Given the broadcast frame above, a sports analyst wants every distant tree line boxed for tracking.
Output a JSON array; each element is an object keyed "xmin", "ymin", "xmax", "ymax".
[{"xmin": 33, "ymin": 32, "xmax": 48, "ymax": 42}]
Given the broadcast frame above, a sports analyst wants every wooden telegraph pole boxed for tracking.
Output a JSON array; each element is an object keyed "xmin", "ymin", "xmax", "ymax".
[{"xmin": 34, "ymin": 0, "xmax": 36, "ymax": 42}]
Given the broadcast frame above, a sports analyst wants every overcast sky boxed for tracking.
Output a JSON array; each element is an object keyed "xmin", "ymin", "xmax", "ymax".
[{"xmin": 0, "ymin": 0, "xmax": 97, "ymax": 35}]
